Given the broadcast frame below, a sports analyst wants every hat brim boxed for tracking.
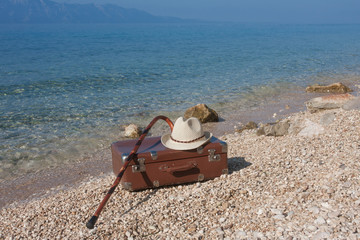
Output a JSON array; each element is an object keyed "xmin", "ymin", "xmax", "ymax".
[{"xmin": 161, "ymin": 131, "xmax": 212, "ymax": 150}]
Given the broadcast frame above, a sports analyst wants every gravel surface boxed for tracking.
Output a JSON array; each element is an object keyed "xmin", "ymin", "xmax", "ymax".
[{"xmin": 1, "ymin": 107, "xmax": 360, "ymax": 239}]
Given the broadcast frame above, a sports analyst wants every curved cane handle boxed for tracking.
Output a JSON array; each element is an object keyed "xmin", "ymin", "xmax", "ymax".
[{"xmin": 86, "ymin": 115, "xmax": 174, "ymax": 229}]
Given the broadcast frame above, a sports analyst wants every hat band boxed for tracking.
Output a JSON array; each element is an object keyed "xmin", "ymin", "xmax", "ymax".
[{"xmin": 170, "ymin": 134, "xmax": 205, "ymax": 143}]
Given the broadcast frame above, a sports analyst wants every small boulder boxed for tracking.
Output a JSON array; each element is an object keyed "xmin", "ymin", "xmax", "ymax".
[
  {"xmin": 306, "ymin": 82, "xmax": 352, "ymax": 93},
  {"xmin": 320, "ymin": 112, "xmax": 336, "ymax": 125},
  {"xmin": 184, "ymin": 104, "xmax": 219, "ymax": 123},
  {"xmin": 235, "ymin": 121, "xmax": 257, "ymax": 133},
  {"xmin": 305, "ymin": 93, "xmax": 355, "ymax": 113},
  {"xmin": 257, "ymin": 121, "xmax": 290, "ymax": 136},
  {"xmin": 287, "ymin": 119, "xmax": 302, "ymax": 135},
  {"xmin": 342, "ymin": 96, "xmax": 360, "ymax": 110},
  {"xmin": 124, "ymin": 124, "xmax": 141, "ymax": 138},
  {"xmin": 298, "ymin": 119, "xmax": 324, "ymax": 137}
]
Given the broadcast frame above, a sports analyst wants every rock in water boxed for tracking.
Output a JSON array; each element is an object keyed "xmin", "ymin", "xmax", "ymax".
[
  {"xmin": 306, "ymin": 82, "xmax": 352, "ymax": 93},
  {"xmin": 184, "ymin": 104, "xmax": 219, "ymax": 123},
  {"xmin": 305, "ymin": 93, "xmax": 355, "ymax": 113},
  {"xmin": 124, "ymin": 124, "xmax": 141, "ymax": 138}
]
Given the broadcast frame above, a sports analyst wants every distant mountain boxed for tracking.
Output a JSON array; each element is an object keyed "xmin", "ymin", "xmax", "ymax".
[{"xmin": 0, "ymin": 0, "xmax": 186, "ymax": 24}]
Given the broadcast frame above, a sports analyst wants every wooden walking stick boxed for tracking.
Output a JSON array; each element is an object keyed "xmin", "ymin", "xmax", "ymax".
[{"xmin": 86, "ymin": 115, "xmax": 174, "ymax": 229}]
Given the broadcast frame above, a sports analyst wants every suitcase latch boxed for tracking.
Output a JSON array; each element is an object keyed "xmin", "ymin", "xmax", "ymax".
[
  {"xmin": 121, "ymin": 153, "xmax": 129, "ymax": 163},
  {"xmin": 132, "ymin": 158, "xmax": 146, "ymax": 173},
  {"xmin": 208, "ymin": 149, "xmax": 221, "ymax": 162},
  {"xmin": 150, "ymin": 151, "xmax": 158, "ymax": 160}
]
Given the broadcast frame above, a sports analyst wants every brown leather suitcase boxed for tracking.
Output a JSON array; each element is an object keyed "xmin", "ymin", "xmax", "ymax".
[{"xmin": 111, "ymin": 136, "xmax": 228, "ymax": 191}]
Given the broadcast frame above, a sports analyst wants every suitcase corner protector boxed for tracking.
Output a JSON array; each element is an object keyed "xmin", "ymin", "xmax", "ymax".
[{"xmin": 220, "ymin": 141, "xmax": 228, "ymax": 152}]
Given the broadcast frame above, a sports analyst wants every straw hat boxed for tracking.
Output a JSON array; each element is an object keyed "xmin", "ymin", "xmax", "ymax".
[{"xmin": 161, "ymin": 117, "xmax": 212, "ymax": 150}]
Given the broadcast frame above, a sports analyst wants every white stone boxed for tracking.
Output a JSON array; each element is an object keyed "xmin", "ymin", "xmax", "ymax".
[
  {"xmin": 315, "ymin": 217, "xmax": 326, "ymax": 225},
  {"xmin": 321, "ymin": 202, "xmax": 332, "ymax": 209},
  {"xmin": 307, "ymin": 225, "xmax": 318, "ymax": 232},
  {"xmin": 253, "ymin": 232, "xmax": 264, "ymax": 238},
  {"xmin": 235, "ymin": 230, "xmax": 247, "ymax": 239},
  {"xmin": 148, "ymin": 225, "xmax": 157, "ymax": 231},
  {"xmin": 328, "ymin": 211, "xmax": 340, "ymax": 219},
  {"xmin": 298, "ymin": 119, "xmax": 324, "ymax": 137},
  {"xmin": 306, "ymin": 93, "xmax": 355, "ymax": 112},
  {"xmin": 342, "ymin": 96, "xmax": 360, "ymax": 110},
  {"xmin": 286, "ymin": 211, "xmax": 295, "ymax": 219},
  {"xmin": 320, "ymin": 112, "xmax": 336, "ymax": 125},
  {"xmin": 215, "ymin": 227, "xmax": 224, "ymax": 235},
  {"xmin": 270, "ymin": 208, "xmax": 283, "ymax": 215},
  {"xmin": 124, "ymin": 124, "xmax": 141, "ymax": 138},
  {"xmin": 308, "ymin": 206, "xmax": 320, "ymax": 214},
  {"xmin": 273, "ymin": 214, "xmax": 285, "ymax": 220},
  {"xmin": 313, "ymin": 231, "xmax": 330, "ymax": 240},
  {"xmin": 257, "ymin": 208, "xmax": 264, "ymax": 215}
]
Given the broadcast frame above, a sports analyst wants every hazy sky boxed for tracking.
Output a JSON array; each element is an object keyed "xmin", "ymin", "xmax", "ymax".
[{"xmin": 57, "ymin": 0, "xmax": 360, "ymax": 24}]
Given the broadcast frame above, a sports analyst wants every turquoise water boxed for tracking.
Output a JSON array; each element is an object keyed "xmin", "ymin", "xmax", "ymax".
[{"xmin": 1, "ymin": 23, "xmax": 360, "ymax": 179}]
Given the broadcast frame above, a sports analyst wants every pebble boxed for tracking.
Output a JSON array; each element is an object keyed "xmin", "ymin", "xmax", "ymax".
[
  {"xmin": 321, "ymin": 202, "xmax": 332, "ymax": 209},
  {"xmin": 314, "ymin": 217, "xmax": 326, "ymax": 225},
  {"xmin": 273, "ymin": 214, "xmax": 285, "ymax": 220},
  {"xmin": 148, "ymin": 225, "xmax": 157, "ymax": 231},
  {"xmin": 271, "ymin": 208, "xmax": 283, "ymax": 215},
  {"xmin": 308, "ymin": 206, "xmax": 320, "ymax": 214},
  {"xmin": 222, "ymin": 202, "xmax": 229, "ymax": 210},
  {"xmin": 313, "ymin": 231, "xmax": 330, "ymax": 240},
  {"xmin": 235, "ymin": 230, "xmax": 247, "ymax": 238},
  {"xmin": 328, "ymin": 211, "xmax": 341, "ymax": 219},
  {"xmin": 257, "ymin": 208, "xmax": 264, "ymax": 215},
  {"xmin": 286, "ymin": 211, "xmax": 295, "ymax": 219},
  {"xmin": 307, "ymin": 225, "xmax": 318, "ymax": 232},
  {"xmin": 253, "ymin": 231, "xmax": 265, "ymax": 238},
  {"xmin": 215, "ymin": 227, "xmax": 224, "ymax": 235}
]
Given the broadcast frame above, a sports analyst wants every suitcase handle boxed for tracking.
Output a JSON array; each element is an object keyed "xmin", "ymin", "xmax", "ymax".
[{"xmin": 160, "ymin": 161, "xmax": 197, "ymax": 174}]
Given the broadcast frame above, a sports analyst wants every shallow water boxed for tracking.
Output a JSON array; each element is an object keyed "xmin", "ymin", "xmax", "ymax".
[{"xmin": 1, "ymin": 23, "xmax": 360, "ymax": 179}]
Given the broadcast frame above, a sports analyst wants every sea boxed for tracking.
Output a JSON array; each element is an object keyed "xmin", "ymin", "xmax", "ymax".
[{"xmin": 1, "ymin": 23, "xmax": 360, "ymax": 180}]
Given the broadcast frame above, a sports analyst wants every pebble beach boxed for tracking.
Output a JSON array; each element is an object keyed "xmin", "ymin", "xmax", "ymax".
[{"xmin": 1, "ymin": 92, "xmax": 360, "ymax": 239}]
